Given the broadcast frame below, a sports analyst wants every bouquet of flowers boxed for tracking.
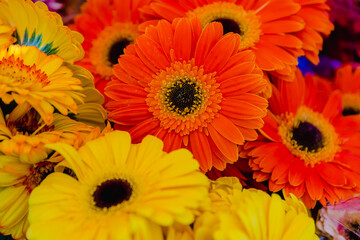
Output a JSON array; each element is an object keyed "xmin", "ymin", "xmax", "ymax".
[{"xmin": 0, "ymin": 0, "xmax": 359, "ymax": 239}]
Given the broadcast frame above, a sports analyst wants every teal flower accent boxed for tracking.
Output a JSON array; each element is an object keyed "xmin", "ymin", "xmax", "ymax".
[{"xmin": 15, "ymin": 29, "xmax": 58, "ymax": 55}]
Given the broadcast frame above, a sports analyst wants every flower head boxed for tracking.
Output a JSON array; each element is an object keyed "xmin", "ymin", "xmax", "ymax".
[
  {"xmin": 333, "ymin": 63, "xmax": 360, "ymax": 117},
  {"xmin": 27, "ymin": 131, "xmax": 209, "ymax": 240},
  {"xmin": 73, "ymin": 0, "xmax": 151, "ymax": 98},
  {"xmin": 194, "ymin": 177, "xmax": 318, "ymax": 240},
  {"xmin": 105, "ymin": 18, "xmax": 268, "ymax": 172},
  {"xmin": 0, "ymin": 0, "xmax": 84, "ymax": 63},
  {"xmin": 140, "ymin": 0, "xmax": 332, "ymax": 80},
  {"xmin": 317, "ymin": 196, "xmax": 360, "ymax": 240},
  {"xmin": 247, "ymin": 69, "xmax": 360, "ymax": 208},
  {"xmin": 0, "ymin": 113, "xmax": 96, "ymax": 239},
  {"xmin": 0, "ymin": 45, "xmax": 84, "ymax": 125}
]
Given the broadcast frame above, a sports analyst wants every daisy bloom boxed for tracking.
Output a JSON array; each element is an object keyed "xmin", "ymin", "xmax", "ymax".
[
  {"xmin": 105, "ymin": 18, "xmax": 268, "ymax": 172},
  {"xmin": 140, "ymin": 0, "xmax": 308, "ymax": 80},
  {"xmin": 73, "ymin": 0, "xmax": 150, "ymax": 97},
  {"xmin": 0, "ymin": 115, "xmax": 102, "ymax": 239},
  {"xmin": 317, "ymin": 196, "xmax": 360, "ymax": 240},
  {"xmin": 27, "ymin": 131, "xmax": 209, "ymax": 240},
  {"xmin": 0, "ymin": 108, "xmax": 95, "ymax": 164},
  {"xmin": 247, "ymin": 69, "xmax": 360, "ymax": 208},
  {"xmin": 194, "ymin": 177, "xmax": 318, "ymax": 240},
  {"xmin": 0, "ymin": 45, "xmax": 84, "ymax": 125},
  {"xmin": 0, "ymin": 153, "xmax": 66, "ymax": 239},
  {"xmin": 0, "ymin": 0, "xmax": 84, "ymax": 63},
  {"xmin": 333, "ymin": 63, "xmax": 360, "ymax": 117}
]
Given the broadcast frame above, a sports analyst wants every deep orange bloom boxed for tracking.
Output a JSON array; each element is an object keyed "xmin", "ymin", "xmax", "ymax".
[
  {"xmin": 105, "ymin": 18, "xmax": 268, "ymax": 172},
  {"xmin": 139, "ymin": 0, "xmax": 332, "ymax": 81},
  {"xmin": 333, "ymin": 64, "xmax": 360, "ymax": 119},
  {"xmin": 246, "ymin": 69, "xmax": 360, "ymax": 208},
  {"xmin": 293, "ymin": 0, "xmax": 334, "ymax": 65},
  {"xmin": 73, "ymin": 0, "xmax": 150, "ymax": 99}
]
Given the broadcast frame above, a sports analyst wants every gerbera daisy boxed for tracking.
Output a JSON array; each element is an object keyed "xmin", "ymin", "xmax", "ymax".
[
  {"xmin": 0, "ymin": 45, "xmax": 84, "ymax": 125},
  {"xmin": 0, "ymin": 114, "xmax": 97, "ymax": 239},
  {"xmin": 333, "ymin": 63, "xmax": 360, "ymax": 117},
  {"xmin": 0, "ymin": 107, "xmax": 94, "ymax": 164},
  {"xmin": 27, "ymin": 131, "xmax": 209, "ymax": 240},
  {"xmin": 194, "ymin": 177, "xmax": 318, "ymax": 240},
  {"xmin": 247, "ymin": 69, "xmax": 360, "ymax": 208},
  {"xmin": 0, "ymin": 0, "xmax": 84, "ymax": 63},
  {"xmin": 73, "ymin": 0, "xmax": 150, "ymax": 97},
  {"xmin": 293, "ymin": 0, "xmax": 334, "ymax": 65},
  {"xmin": 105, "ymin": 18, "xmax": 268, "ymax": 172},
  {"xmin": 140, "ymin": 0, "xmax": 308, "ymax": 80}
]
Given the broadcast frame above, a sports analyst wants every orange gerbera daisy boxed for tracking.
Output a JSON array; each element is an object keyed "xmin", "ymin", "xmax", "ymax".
[
  {"xmin": 333, "ymin": 63, "xmax": 360, "ymax": 118},
  {"xmin": 105, "ymin": 18, "xmax": 268, "ymax": 172},
  {"xmin": 246, "ymin": 69, "xmax": 360, "ymax": 208},
  {"xmin": 293, "ymin": 0, "xmax": 334, "ymax": 65},
  {"xmin": 140, "ymin": 0, "xmax": 307, "ymax": 80},
  {"xmin": 73, "ymin": 0, "xmax": 150, "ymax": 98}
]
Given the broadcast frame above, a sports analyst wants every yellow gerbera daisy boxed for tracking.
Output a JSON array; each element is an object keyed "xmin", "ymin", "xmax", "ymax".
[
  {"xmin": 194, "ymin": 177, "xmax": 319, "ymax": 240},
  {"xmin": 27, "ymin": 131, "xmax": 209, "ymax": 240},
  {"xmin": 0, "ymin": 120, "xmax": 106, "ymax": 239},
  {"xmin": 0, "ymin": 0, "xmax": 84, "ymax": 63},
  {"xmin": 0, "ymin": 45, "xmax": 84, "ymax": 125}
]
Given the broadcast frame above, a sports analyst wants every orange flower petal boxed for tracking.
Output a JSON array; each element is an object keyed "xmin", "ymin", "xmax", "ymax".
[
  {"xmin": 305, "ymin": 169, "xmax": 323, "ymax": 200},
  {"xmin": 210, "ymin": 114, "xmax": 244, "ymax": 145},
  {"xmin": 189, "ymin": 130, "xmax": 212, "ymax": 171},
  {"xmin": 207, "ymin": 124, "xmax": 238, "ymax": 162}
]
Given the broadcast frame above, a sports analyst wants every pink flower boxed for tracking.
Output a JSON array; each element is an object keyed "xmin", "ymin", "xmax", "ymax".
[{"xmin": 317, "ymin": 196, "xmax": 360, "ymax": 239}]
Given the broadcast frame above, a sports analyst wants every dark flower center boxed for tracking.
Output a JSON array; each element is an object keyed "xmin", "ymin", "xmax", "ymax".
[
  {"xmin": 93, "ymin": 179, "xmax": 132, "ymax": 209},
  {"xmin": 6, "ymin": 109, "xmax": 54, "ymax": 135},
  {"xmin": 342, "ymin": 107, "xmax": 360, "ymax": 116},
  {"xmin": 211, "ymin": 18, "xmax": 242, "ymax": 35},
  {"xmin": 108, "ymin": 39, "xmax": 132, "ymax": 66},
  {"xmin": 165, "ymin": 78, "xmax": 202, "ymax": 116},
  {"xmin": 24, "ymin": 161, "xmax": 57, "ymax": 192},
  {"xmin": 345, "ymin": 221, "xmax": 360, "ymax": 240},
  {"xmin": 292, "ymin": 121, "xmax": 323, "ymax": 152}
]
